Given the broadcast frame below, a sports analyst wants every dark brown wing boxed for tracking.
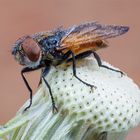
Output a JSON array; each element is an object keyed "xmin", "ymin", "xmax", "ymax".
[{"xmin": 59, "ymin": 21, "xmax": 129, "ymax": 54}]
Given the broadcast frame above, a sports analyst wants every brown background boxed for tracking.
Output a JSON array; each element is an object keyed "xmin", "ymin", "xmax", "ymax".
[{"xmin": 0, "ymin": 0, "xmax": 140, "ymax": 139}]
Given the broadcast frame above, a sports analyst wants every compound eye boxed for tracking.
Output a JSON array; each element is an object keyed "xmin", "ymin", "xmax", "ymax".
[{"xmin": 22, "ymin": 36, "xmax": 41, "ymax": 62}]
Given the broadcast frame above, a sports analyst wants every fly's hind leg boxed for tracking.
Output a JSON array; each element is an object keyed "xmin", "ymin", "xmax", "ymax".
[
  {"xmin": 69, "ymin": 50, "xmax": 97, "ymax": 89},
  {"xmin": 92, "ymin": 51, "xmax": 124, "ymax": 76}
]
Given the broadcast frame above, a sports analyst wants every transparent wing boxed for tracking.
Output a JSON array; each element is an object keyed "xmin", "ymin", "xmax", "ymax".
[{"xmin": 60, "ymin": 21, "xmax": 129, "ymax": 49}]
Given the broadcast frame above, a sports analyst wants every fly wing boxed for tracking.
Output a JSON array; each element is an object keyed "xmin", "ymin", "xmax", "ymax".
[{"xmin": 59, "ymin": 21, "xmax": 129, "ymax": 51}]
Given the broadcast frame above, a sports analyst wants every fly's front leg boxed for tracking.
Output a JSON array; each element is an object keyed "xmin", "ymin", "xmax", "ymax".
[
  {"xmin": 92, "ymin": 51, "xmax": 124, "ymax": 76},
  {"xmin": 21, "ymin": 66, "xmax": 42, "ymax": 111},
  {"xmin": 42, "ymin": 66, "xmax": 58, "ymax": 113},
  {"xmin": 70, "ymin": 50, "xmax": 96, "ymax": 89}
]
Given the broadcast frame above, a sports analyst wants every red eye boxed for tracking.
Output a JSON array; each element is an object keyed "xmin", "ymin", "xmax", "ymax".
[{"xmin": 22, "ymin": 36, "xmax": 41, "ymax": 62}]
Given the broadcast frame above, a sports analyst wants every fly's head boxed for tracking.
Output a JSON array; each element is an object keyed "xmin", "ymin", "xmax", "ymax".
[{"xmin": 12, "ymin": 36, "xmax": 42, "ymax": 68}]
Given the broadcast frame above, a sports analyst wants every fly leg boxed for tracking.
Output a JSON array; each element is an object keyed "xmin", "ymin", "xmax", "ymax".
[
  {"xmin": 92, "ymin": 51, "xmax": 124, "ymax": 76},
  {"xmin": 37, "ymin": 69, "xmax": 44, "ymax": 87},
  {"xmin": 67, "ymin": 50, "xmax": 92, "ymax": 62},
  {"xmin": 73, "ymin": 50, "xmax": 124, "ymax": 76},
  {"xmin": 42, "ymin": 66, "xmax": 58, "ymax": 113},
  {"xmin": 21, "ymin": 65, "xmax": 42, "ymax": 111},
  {"xmin": 40, "ymin": 50, "xmax": 75, "ymax": 113},
  {"xmin": 70, "ymin": 50, "xmax": 96, "ymax": 88}
]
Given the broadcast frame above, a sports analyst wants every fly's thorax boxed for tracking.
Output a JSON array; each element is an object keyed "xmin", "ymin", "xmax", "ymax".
[
  {"xmin": 12, "ymin": 36, "xmax": 42, "ymax": 68},
  {"xmin": 38, "ymin": 34, "xmax": 64, "ymax": 64},
  {"xmin": 38, "ymin": 33, "xmax": 63, "ymax": 52},
  {"xmin": 41, "ymin": 50, "xmax": 64, "ymax": 66}
]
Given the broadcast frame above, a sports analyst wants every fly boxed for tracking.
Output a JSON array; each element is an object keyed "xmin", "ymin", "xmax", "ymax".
[{"xmin": 12, "ymin": 21, "xmax": 129, "ymax": 112}]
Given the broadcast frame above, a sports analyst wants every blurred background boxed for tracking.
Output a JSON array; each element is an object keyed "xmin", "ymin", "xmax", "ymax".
[{"xmin": 0, "ymin": 0, "xmax": 139, "ymax": 139}]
